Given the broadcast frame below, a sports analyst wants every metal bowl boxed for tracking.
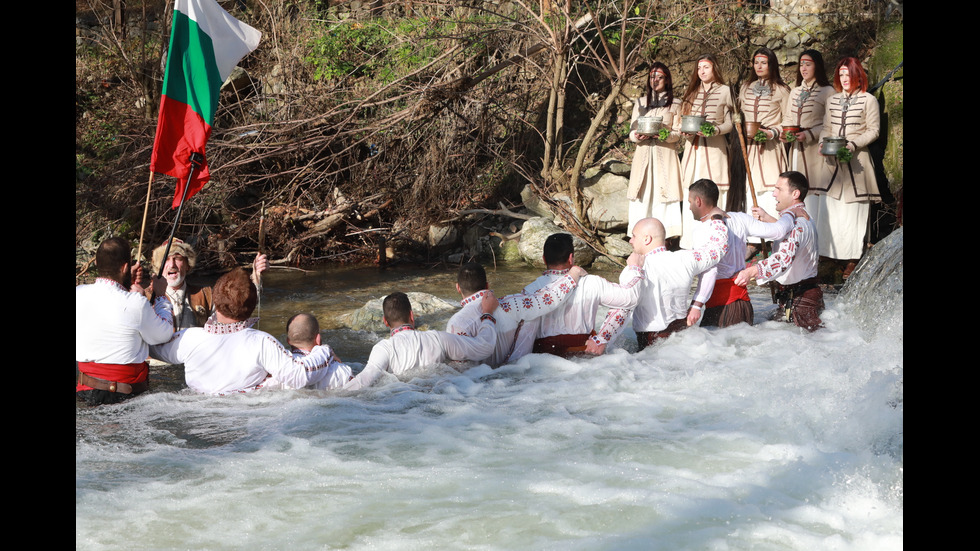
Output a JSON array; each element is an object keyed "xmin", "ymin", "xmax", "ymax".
[
  {"xmin": 820, "ymin": 137, "xmax": 847, "ymax": 156},
  {"xmin": 681, "ymin": 115, "xmax": 706, "ymax": 133},
  {"xmin": 636, "ymin": 116, "xmax": 663, "ymax": 136}
]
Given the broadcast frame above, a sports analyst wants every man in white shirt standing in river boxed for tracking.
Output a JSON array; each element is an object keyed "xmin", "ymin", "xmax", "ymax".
[
  {"xmin": 344, "ymin": 290, "xmax": 500, "ymax": 390},
  {"xmin": 619, "ymin": 216, "xmax": 729, "ymax": 350},
  {"xmin": 735, "ymin": 171, "xmax": 824, "ymax": 331},
  {"xmin": 521, "ymin": 233, "xmax": 644, "ymax": 357},
  {"xmin": 285, "ymin": 313, "xmax": 353, "ymax": 390},
  {"xmin": 76, "ymin": 237, "xmax": 174, "ymax": 405},
  {"xmin": 446, "ymin": 262, "xmax": 588, "ymax": 367},
  {"xmin": 686, "ymin": 178, "xmax": 800, "ymax": 328}
]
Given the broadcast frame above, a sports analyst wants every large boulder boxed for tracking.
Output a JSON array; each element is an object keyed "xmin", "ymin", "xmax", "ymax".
[
  {"xmin": 517, "ymin": 217, "xmax": 596, "ymax": 267},
  {"xmin": 519, "ymin": 170, "xmax": 629, "ymax": 233},
  {"xmin": 602, "ymin": 234, "xmax": 633, "ymax": 258},
  {"xmin": 581, "ymin": 171, "xmax": 629, "ymax": 231},
  {"xmin": 428, "ymin": 224, "xmax": 459, "ymax": 249}
]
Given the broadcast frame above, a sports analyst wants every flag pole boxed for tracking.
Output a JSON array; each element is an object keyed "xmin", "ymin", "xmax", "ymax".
[
  {"xmin": 136, "ymin": 172, "xmax": 156, "ymax": 267},
  {"xmin": 156, "ymin": 152, "xmax": 205, "ymax": 278}
]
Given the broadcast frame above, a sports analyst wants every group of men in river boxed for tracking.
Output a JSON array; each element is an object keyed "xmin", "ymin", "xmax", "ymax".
[{"xmin": 76, "ymin": 173, "xmax": 823, "ymax": 406}]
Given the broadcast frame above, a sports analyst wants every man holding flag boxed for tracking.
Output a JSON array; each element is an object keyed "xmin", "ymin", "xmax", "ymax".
[{"xmin": 76, "ymin": 2, "xmax": 265, "ymax": 403}]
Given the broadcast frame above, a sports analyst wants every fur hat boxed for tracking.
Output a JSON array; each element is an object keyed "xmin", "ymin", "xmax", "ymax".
[{"xmin": 151, "ymin": 238, "xmax": 197, "ymax": 273}]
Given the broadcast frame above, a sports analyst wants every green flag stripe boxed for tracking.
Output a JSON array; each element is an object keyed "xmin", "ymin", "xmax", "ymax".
[{"xmin": 162, "ymin": 8, "xmax": 223, "ymax": 126}]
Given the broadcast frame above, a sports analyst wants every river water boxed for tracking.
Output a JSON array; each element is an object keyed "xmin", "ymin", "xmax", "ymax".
[{"xmin": 76, "ymin": 241, "xmax": 903, "ymax": 550}]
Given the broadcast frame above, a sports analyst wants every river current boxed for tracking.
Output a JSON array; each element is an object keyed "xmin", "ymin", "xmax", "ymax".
[{"xmin": 76, "ymin": 239, "xmax": 903, "ymax": 550}]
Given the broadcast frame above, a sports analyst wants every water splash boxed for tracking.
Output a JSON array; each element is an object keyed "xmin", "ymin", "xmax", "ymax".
[{"xmin": 838, "ymin": 227, "xmax": 903, "ymax": 339}]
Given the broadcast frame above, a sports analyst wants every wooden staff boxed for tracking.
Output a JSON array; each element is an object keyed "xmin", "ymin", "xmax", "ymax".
[
  {"xmin": 136, "ymin": 172, "xmax": 155, "ymax": 268},
  {"xmin": 730, "ymin": 76, "xmax": 773, "ymax": 300},
  {"xmin": 158, "ymin": 154, "xmax": 204, "ymax": 278},
  {"xmin": 730, "ymin": 98, "xmax": 758, "ymax": 208},
  {"xmin": 255, "ymin": 200, "xmax": 266, "ymax": 326}
]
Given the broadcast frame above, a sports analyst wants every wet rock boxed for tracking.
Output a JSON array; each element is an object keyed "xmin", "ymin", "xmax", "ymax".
[{"xmin": 838, "ymin": 227, "xmax": 903, "ymax": 338}]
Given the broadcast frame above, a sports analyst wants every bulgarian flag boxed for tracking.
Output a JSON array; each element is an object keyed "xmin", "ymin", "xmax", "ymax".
[{"xmin": 150, "ymin": 0, "xmax": 261, "ymax": 208}]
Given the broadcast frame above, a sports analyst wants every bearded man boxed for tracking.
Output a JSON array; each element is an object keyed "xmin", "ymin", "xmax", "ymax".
[{"xmin": 147, "ymin": 238, "xmax": 267, "ymax": 330}]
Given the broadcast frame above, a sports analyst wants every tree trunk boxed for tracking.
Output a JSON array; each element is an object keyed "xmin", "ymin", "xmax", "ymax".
[{"xmin": 568, "ymin": 79, "xmax": 628, "ymax": 218}]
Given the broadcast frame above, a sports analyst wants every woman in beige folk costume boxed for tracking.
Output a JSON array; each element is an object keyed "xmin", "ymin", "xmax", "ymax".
[
  {"xmin": 814, "ymin": 57, "xmax": 881, "ymax": 278},
  {"xmin": 627, "ymin": 62, "xmax": 683, "ymax": 237},
  {"xmin": 739, "ymin": 47, "xmax": 790, "ymax": 219},
  {"xmin": 781, "ymin": 49, "xmax": 835, "ymax": 219},
  {"xmin": 678, "ymin": 54, "xmax": 733, "ymax": 249}
]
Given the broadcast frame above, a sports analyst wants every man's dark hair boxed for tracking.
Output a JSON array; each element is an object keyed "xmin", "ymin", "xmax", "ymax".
[
  {"xmin": 96, "ymin": 237, "xmax": 132, "ymax": 278},
  {"xmin": 688, "ymin": 179, "xmax": 719, "ymax": 207},
  {"xmin": 457, "ymin": 262, "xmax": 488, "ymax": 297},
  {"xmin": 213, "ymin": 268, "xmax": 258, "ymax": 321},
  {"xmin": 780, "ymin": 171, "xmax": 809, "ymax": 200},
  {"xmin": 382, "ymin": 292, "xmax": 412, "ymax": 326},
  {"xmin": 543, "ymin": 233, "xmax": 575, "ymax": 267}
]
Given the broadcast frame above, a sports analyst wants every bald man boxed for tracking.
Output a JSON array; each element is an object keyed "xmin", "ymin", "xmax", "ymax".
[
  {"xmin": 614, "ymin": 216, "xmax": 729, "ymax": 350},
  {"xmin": 285, "ymin": 313, "xmax": 353, "ymax": 390}
]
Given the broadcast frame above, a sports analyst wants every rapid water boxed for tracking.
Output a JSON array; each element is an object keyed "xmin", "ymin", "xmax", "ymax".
[{"xmin": 76, "ymin": 240, "xmax": 903, "ymax": 550}]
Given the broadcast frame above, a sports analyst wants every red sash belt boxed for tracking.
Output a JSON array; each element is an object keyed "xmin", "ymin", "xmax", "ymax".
[
  {"xmin": 77, "ymin": 361, "xmax": 149, "ymax": 393},
  {"xmin": 706, "ymin": 278, "xmax": 750, "ymax": 308}
]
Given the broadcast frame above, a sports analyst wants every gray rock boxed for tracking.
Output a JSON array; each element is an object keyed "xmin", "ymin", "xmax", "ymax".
[
  {"xmin": 601, "ymin": 159, "xmax": 632, "ymax": 176},
  {"xmin": 428, "ymin": 224, "xmax": 459, "ymax": 249},
  {"xmin": 583, "ymin": 166, "xmax": 603, "ymax": 180},
  {"xmin": 603, "ymin": 234, "xmax": 634, "ymax": 258},
  {"xmin": 517, "ymin": 217, "xmax": 596, "ymax": 267},
  {"xmin": 520, "ymin": 184, "xmax": 559, "ymax": 220},
  {"xmin": 581, "ymin": 172, "xmax": 629, "ymax": 231}
]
